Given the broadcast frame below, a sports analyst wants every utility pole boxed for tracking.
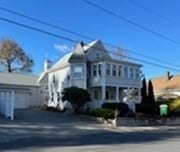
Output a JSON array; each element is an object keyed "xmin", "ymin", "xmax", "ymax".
[{"xmin": 166, "ymin": 71, "xmax": 173, "ymax": 99}]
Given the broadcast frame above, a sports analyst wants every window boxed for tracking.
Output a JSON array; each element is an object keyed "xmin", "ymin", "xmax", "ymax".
[
  {"xmin": 51, "ymin": 92, "xmax": 54, "ymax": 102},
  {"xmin": 130, "ymin": 67, "xmax": 134, "ymax": 79},
  {"xmin": 57, "ymin": 92, "xmax": 60, "ymax": 102},
  {"xmin": 67, "ymin": 75, "xmax": 70, "ymax": 80},
  {"xmin": 94, "ymin": 90, "xmax": 99, "ymax": 100},
  {"xmin": 106, "ymin": 90, "xmax": 114, "ymax": 100},
  {"xmin": 93, "ymin": 64, "xmax": 97, "ymax": 76},
  {"xmin": 53, "ymin": 75, "xmax": 56, "ymax": 84},
  {"xmin": 96, "ymin": 53, "xmax": 100, "ymax": 59},
  {"xmin": 135, "ymin": 68, "xmax": 139, "ymax": 79},
  {"xmin": 106, "ymin": 91, "xmax": 110, "ymax": 100},
  {"xmin": 112, "ymin": 64, "xmax": 116, "ymax": 76},
  {"xmin": 98, "ymin": 64, "xmax": 102, "ymax": 76},
  {"xmin": 124, "ymin": 66, "xmax": 128, "ymax": 78},
  {"xmin": 118, "ymin": 65, "xmax": 122, "ymax": 77},
  {"xmin": 106, "ymin": 63, "xmax": 111, "ymax": 76},
  {"xmin": 73, "ymin": 65, "xmax": 83, "ymax": 78},
  {"xmin": 45, "ymin": 85, "xmax": 48, "ymax": 90}
]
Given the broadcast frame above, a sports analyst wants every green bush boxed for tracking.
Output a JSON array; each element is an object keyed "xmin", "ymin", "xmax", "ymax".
[
  {"xmin": 62, "ymin": 87, "xmax": 91, "ymax": 113},
  {"xmin": 90, "ymin": 108, "xmax": 115, "ymax": 119},
  {"xmin": 168, "ymin": 99, "xmax": 180, "ymax": 113},
  {"xmin": 102, "ymin": 102, "xmax": 132, "ymax": 116},
  {"xmin": 135, "ymin": 103, "xmax": 156, "ymax": 115}
]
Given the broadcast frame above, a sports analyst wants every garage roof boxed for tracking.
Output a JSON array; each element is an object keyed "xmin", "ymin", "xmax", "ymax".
[{"xmin": 0, "ymin": 72, "xmax": 39, "ymax": 87}]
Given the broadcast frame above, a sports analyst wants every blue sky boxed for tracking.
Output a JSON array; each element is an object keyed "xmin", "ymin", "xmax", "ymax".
[{"xmin": 0, "ymin": 0, "xmax": 180, "ymax": 79}]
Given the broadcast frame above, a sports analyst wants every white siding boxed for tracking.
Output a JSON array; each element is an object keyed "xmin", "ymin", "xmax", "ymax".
[
  {"xmin": 15, "ymin": 92, "xmax": 29, "ymax": 109},
  {"xmin": 29, "ymin": 87, "xmax": 42, "ymax": 107},
  {"xmin": 48, "ymin": 66, "xmax": 71, "ymax": 108}
]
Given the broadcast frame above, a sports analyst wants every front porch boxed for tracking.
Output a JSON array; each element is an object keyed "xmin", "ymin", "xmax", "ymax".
[{"xmin": 88, "ymin": 86, "xmax": 141, "ymax": 111}]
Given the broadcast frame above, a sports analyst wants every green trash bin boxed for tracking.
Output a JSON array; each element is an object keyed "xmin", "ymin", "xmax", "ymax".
[{"xmin": 159, "ymin": 104, "xmax": 168, "ymax": 116}]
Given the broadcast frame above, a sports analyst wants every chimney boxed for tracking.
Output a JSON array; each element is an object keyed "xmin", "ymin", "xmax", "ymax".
[
  {"xmin": 167, "ymin": 71, "xmax": 173, "ymax": 80},
  {"xmin": 44, "ymin": 59, "xmax": 52, "ymax": 71},
  {"xmin": 80, "ymin": 41, "xmax": 84, "ymax": 47}
]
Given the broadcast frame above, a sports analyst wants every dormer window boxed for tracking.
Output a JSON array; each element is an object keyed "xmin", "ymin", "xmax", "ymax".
[{"xmin": 96, "ymin": 52, "xmax": 100, "ymax": 59}]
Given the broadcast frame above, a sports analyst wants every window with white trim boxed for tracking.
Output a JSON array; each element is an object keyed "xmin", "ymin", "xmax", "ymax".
[
  {"xmin": 130, "ymin": 67, "xmax": 134, "ymax": 79},
  {"xmin": 124, "ymin": 66, "xmax": 128, "ymax": 78},
  {"xmin": 93, "ymin": 64, "xmax": 97, "ymax": 76},
  {"xmin": 106, "ymin": 63, "xmax": 111, "ymax": 76},
  {"xmin": 112, "ymin": 64, "xmax": 117, "ymax": 76},
  {"xmin": 73, "ymin": 65, "xmax": 83, "ymax": 78},
  {"xmin": 98, "ymin": 64, "xmax": 102, "ymax": 76},
  {"xmin": 96, "ymin": 52, "xmax": 100, "ymax": 59},
  {"xmin": 135, "ymin": 68, "xmax": 139, "ymax": 79},
  {"xmin": 118, "ymin": 65, "xmax": 122, "ymax": 77}
]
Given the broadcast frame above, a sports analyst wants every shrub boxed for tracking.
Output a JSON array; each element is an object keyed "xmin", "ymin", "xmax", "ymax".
[
  {"xmin": 90, "ymin": 108, "xmax": 115, "ymax": 119},
  {"xmin": 168, "ymin": 99, "xmax": 180, "ymax": 113},
  {"xmin": 102, "ymin": 102, "xmax": 133, "ymax": 117},
  {"xmin": 135, "ymin": 103, "xmax": 156, "ymax": 115},
  {"xmin": 62, "ymin": 87, "xmax": 91, "ymax": 113}
]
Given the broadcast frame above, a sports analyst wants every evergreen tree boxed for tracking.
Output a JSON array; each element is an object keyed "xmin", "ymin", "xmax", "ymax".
[
  {"xmin": 62, "ymin": 87, "xmax": 91, "ymax": 113},
  {"xmin": 141, "ymin": 78, "xmax": 147, "ymax": 104},
  {"xmin": 147, "ymin": 80, "xmax": 155, "ymax": 104}
]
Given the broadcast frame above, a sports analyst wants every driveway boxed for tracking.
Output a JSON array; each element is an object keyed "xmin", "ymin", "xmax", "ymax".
[{"xmin": 0, "ymin": 108, "xmax": 180, "ymax": 152}]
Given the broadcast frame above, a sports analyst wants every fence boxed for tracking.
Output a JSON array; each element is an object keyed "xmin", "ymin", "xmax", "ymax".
[{"xmin": 0, "ymin": 90, "xmax": 14, "ymax": 120}]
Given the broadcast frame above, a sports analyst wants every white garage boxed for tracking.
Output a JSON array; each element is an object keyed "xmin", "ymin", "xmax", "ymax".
[
  {"xmin": 0, "ymin": 72, "xmax": 43, "ymax": 109},
  {"xmin": 14, "ymin": 92, "xmax": 29, "ymax": 109}
]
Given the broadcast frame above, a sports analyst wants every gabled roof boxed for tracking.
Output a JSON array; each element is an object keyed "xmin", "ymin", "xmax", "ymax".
[
  {"xmin": 0, "ymin": 72, "xmax": 39, "ymax": 87},
  {"xmin": 83, "ymin": 39, "xmax": 109, "ymax": 54},
  {"xmin": 48, "ymin": 43, "xmax": 86, "ymax": 72},
  {"xmin": 49, "ymin": 52, "xmax": 73, "ymax": 72},
  {"xmin": 37, "ymin": 71, "xmax": 47, "ymax": 84},
  {"xmin": 46, "ymin": 39, "xmax": 142, "ymax": 73},
  {"xmin": 152, "ymin": 75, "xmax": 180, "ymax": 90},
  {"xmin": 69, "ymin": 43, "xmax": 86, "ymax": 62},
  {"xmin": 83, "ymin": 39, "xmax": 100, "ymax": 51}
]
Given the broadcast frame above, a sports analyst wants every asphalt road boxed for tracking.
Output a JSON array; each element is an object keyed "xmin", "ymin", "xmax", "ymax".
[{"xmin": 0, "ymin": 109, "xmax": 179, "ymax": 152}]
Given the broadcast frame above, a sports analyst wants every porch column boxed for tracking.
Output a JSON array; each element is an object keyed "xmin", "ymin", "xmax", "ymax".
[
  {"xmin": 116, "ymin": 86, "xmax": 119, "ymax": 102},
  {"xmin": 127, "ymin": 87, "xmax": 130, "ymax": 102},
  {"xmin": 101, "ymin": 85, "xmax": 106, "ymax": 105}
]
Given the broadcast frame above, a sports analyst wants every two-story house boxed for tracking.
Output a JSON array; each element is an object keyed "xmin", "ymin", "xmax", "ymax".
[{"xmin": 39, "ymin": 40, "xmax": 142, "ymax": 111}]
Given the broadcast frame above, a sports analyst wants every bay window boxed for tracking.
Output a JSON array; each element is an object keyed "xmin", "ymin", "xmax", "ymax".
[{"xmin": 73, "ymin": 65, "xmax": 83, "ymax": 78}]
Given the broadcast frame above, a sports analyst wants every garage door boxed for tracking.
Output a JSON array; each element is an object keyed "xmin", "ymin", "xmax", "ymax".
[{"xmin": 15, "ymin": 92, "xmax": 29, "ymax": 109}]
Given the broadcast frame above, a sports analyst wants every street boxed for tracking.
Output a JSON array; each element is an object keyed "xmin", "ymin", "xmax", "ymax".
[{"xmin": 0, "ymin": 109, "xmax": 179, "ymax": 152}]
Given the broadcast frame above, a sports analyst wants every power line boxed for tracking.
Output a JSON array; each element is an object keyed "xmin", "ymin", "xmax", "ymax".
[
  {"xmin": 80, "ymin": 0, "xmax": 180, "ymax": 45},
  {"xmin": 0, "ymin": 6, "xmax": 93, "ymax": 41},
  {"xmin": 0, "ymin": 17, "xmax": 77, "ymax": 43},
  {"xmin": 1, "ymin": 16, "xmax": 180, "ymax": 72},
  {"xmin": 0, "ymin": 6, "xmax": 179, "ymax": 67},
  {"xmin": 128, "ymin": 0, "xmax": 180, "ymax": 28}
]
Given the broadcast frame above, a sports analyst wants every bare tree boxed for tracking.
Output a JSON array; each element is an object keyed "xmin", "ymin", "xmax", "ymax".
[{"xmin": 0, "ymin": 38, "xmax": 33, "ymax": 73}]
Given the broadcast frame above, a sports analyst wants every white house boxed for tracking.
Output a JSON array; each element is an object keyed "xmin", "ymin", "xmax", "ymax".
[
  {"xmin": 0, "ymin": 72, "xmax": 43, "ymax": 109},
  {"xmin": 39, "ymin": 40, "xmax": 142, "ymax": 111}
]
